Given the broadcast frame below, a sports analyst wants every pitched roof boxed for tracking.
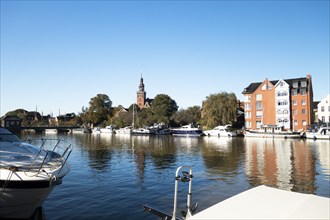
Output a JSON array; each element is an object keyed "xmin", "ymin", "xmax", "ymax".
[{"xmin": 242, "ymin": 76, "xmax": 309, "ymax": 94}]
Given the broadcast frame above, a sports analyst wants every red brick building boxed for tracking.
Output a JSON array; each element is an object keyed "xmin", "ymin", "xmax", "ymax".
[{"xmin": 242, "ymin": 75, "xmax": 313, "ymax": 131}]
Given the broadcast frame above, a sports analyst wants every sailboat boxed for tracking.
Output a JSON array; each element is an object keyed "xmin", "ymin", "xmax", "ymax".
[{"xmin": 132, "ymin": 104, "xmax": 155, "ymax": 135}]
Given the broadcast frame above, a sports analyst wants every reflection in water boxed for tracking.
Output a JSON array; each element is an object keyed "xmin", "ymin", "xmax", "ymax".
[
  {"xmin": 244, "ymin": 138, "xmax": 319, "ymax": 193},
  {"xmin": 25, "ymin": 133, "xmax": 328, "ymax": 220}
]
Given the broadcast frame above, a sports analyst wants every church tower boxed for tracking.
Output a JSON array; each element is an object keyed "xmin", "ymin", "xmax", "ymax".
[{"xmin": 137, "ymin": 75, "xmax": 146, "ymax": 109}]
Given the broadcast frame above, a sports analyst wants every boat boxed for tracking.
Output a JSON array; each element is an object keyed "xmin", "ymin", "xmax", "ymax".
[
  {"xmin": 171, "ymin": 124, "xmax": 203, "ymax": 137},
  {"xmin": 72, "ymin": 127, "xmax": 90, "ymax": 134},
  {"xmin": 143, "ymin": 165, "xmax": 330, "ymax": 220},
  {"xmin": 203, "ymin": 125, "xmax": 237, "ymax": 137},
  {"xmin": 132, "ymin": 127, "xmax": 155, "ymax": 135},
  {"xmin": 92, "ymin": 127, "xmax": 101, "ymax": 134},
  {"xmin": 244, "ymin": 125, "xmax": 302, "ymax": 139},
  {"xmin": 0, "ymin": 127, "xmax": 72, "ymax": 219},
  {"xmin": 115, "ymin": 126, "xmax": 132, "ymax": 134},
  {"xmin": 305, "ymin": 125, "xmax": 330, "ymax": 140},
  {"xmin": 151, "ymin": 123, "xmax": 171, "ymax": 135},
  {"xmin": 100, "ymin": 125, "xmax": 116, "ymax": 134},
  {"xmin": 45, "ymin": 128, "xmax": 58, "ymax": 134}
]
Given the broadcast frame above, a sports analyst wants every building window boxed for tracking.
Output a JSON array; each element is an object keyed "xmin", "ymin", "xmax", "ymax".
[
  {"xmin": 321, "ymin": 106, "xmax": 325, "ymax": 112},
  {"xmin": 301, "ymin": 89, "xmax": 306, "ymax": 96},
  {"xmin": 292, "ymin": 89, "xmax": 297, "ymax": 96},
  {"xmin": 302, "ymin": 100, "xmax": 306, "ymax": 105},
  {"xmin": 293, "ymin": 100, "xmax": 297, "ymax": 106},
  {"xmin": 283, "ymin": 110, "xmax": 288, "ymax": 114},
  {"xmin": 256, "ymin": 121, "xmax": 262, "ymax": 128},
  {"xmin": 294, "ymin": 120, "xmax": 298, "ymax": 126},
  {"xmin": 302, "ymin": 120, "xmax": 307, "ymax": 126},
  {"xmin": 301, "ymin": 81, "xmax": 307, "ymax": 87},
  {"xmin": 302, "ymin": 109, "xmax": 306, "ymax": 115},
  {"xmin": 328, "ymin": 106, "xmax": 330, "ymax": 112},
  {"xmin": 277, "ymin": 109, "xmax": 282, "ymax": 114},
  {"xmin": 245, "ymin": 111, "xmax": 251, "ymax": 119},
  {"xmin": 245, "ymin": 103, "xmax": 251, "ymax": 110},
  {"xmin": 256, "ymin": 94, "xmax": 262, "ymax": 101},
  {"xmin": 256, "ymin": 102, "xmax": 262, "ymax": 110},
  {"xmin": 293, "ymin": 82, "xmax": 298, "ymax": 88},
  {"xmin": 256, "ymin": 111, "xmax": 263, "ymax": 118},
  {"xmin": 322, "ymin": 116, "xmax": 325, "ymax": 122},
  {"xmin": 282, "ymin": 91, "xmax": 288, "ymax": 96},
  {"xmin": 245, "ymin": 121, "xmax": 251, "ymax": 129},
  {"xmin": 245, "ymin": 95, "xmax": 251, "ymax": 102},
  {"xmin": 293, "ymin": 110, "xmax": 297, "ymax": 115}
]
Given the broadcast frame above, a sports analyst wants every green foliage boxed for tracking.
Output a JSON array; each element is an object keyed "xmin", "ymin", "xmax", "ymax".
[
  {"xmin": 173, "ymin": 106, "xmax": 201, "ymax": 126},
  {"xmin": 85, "ymin": 94, "xmax": 112, "ymax": 126},
  {"xmin": 201, "ymin": 92, "xmax": 237, "ymax": 128},
  {"xmin": 150, "ymin": 94, "xmax": 178, "ymax": 124}
]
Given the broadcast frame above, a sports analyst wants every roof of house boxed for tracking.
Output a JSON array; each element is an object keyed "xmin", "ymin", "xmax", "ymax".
[{"xmin": 242, "ymin": 76, "xmax": 309, "ymax": 94}]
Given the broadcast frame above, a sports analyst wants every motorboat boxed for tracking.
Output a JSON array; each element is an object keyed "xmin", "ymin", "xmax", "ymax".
[
  {"xmin": 132, "ymin": 127, "xmax": 155, "ymax": 135},
  {"xmin": 305, "ymin": 125, "xmax": 330, "ymax": 140},
  {"xmin": 92, "ymin": 127, "xmax": 101, "ymax": 134},
  {"xmin": 0, "ymin": 128, "xmax": 72, "ymax": 219},
  {"xmin": 244, "ymin": 125, "xmax": 302, "ymax": 139},
  {"xmin": 100, "ymin": 125, "xmax": 116, "ymax": 134},
  {"xmin": 203, "ymin": 125, "xmax": 237, "ymax": 137},
  {"xmin": 115, "ymin": 126, "xmax": 132, "ymax": 134},
  {"xmin": 171, "ymin": 124, "xmax": 203, "ymax": 137},
  {"xmin": 45, "ymin": 128, "xmax": 58, "ymax": 134},
  {"xmin": 143, "ymin": 166, "xmax": 330, "ymax": 220}
]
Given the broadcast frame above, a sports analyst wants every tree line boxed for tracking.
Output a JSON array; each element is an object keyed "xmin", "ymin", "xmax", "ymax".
[{"xmin": 5, "ymin": 92, "xmax": 243, "ymax": 129}]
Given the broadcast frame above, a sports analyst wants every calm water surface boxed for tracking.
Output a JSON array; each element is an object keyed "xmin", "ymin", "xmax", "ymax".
[{"xmin": 21, "ymin": 133, "xmax": 330, "ymax": 220}]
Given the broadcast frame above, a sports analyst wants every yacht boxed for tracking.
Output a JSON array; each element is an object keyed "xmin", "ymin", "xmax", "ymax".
[
  {"xmin": 306, "ymin": 125, "xmax": 330, "ymax": 140},
  {"xmin": 100, "ymin": 125, "xmax": 116, "ymax": 134},
  {"xmin": 171, "ymin": 124, "xmax": 203, "ymax": 137},
  {"xmin": 0, "ymin": 128, "xmax": 72, "ymax": 219},
  {"xmin": 203, "ymin": 125, "xmax": 237, "ymax": 137}
]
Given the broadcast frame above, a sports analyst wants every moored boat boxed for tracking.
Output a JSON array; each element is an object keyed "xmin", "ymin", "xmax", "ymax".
[
  {"xmin": 115, "ymin": 126, "xmax": 132, "ymax": 134},
  {"xmin": 0, "ymin": 128, "xmax": 72, "ymax": 219},
  {"xmin": 305, "ymin": 125, "xmax": 330, "ymax": 140},
  {"xmin": 244, "ymin": 125, "xmax": 302, "ymax": 139},
  {"xmin": 171, "ymin": 124, "xmax": 203, "ymax": 137},
  {"xmin": 203, "ymin": 125, "xmax": 237, "ymax": 137},
  {"xmin": 100, "ymin": 125, "xmax": 116, "ymax": 134},
  {"xmin": 132, "ymin": 127, "xmax": 155, "ymax": 135}
]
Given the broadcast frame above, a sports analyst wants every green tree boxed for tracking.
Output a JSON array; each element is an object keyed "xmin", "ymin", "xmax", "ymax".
[
  {"xmin": 201, "ymin": 92, "xmax": 237, "ymax": 128},
  {"xmin": 85, "ymin": 94, "xmax": 112, "ymax": 126},
  {"xmin": 173, "ymin": 106, "xmax": 201, "ymax": 126},
  {"xmin": 150, "ymin": 94, "xmax": 178, "ymax": 124}
]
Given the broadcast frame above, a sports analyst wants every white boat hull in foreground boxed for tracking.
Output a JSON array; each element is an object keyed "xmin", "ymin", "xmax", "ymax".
[{"xmin": 189, "ymin": 185, "xmax": 329, "ymax": 219}]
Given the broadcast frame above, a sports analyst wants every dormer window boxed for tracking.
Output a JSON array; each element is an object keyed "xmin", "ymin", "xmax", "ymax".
[
  {"xmin": 293, "ymin": 82, "xmax": 298, "ymax": 88},
  {"xmin": 301, "ymin": 81, "xmax": 307, "ymax": 87}
]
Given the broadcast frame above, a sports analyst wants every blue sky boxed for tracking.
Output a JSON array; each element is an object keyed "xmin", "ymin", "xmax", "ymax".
[{"xmin": 1, "ymin": 1, "xmax": 329, "ymax": 116}]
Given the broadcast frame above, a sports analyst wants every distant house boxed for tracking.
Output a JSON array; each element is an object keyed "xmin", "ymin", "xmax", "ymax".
[
  {"xmin": 25, "ymin": 111, "xmax": 41, "ymax": 122},
  {"xmin": 57, "ymin": 113, "xmax": 76, "ymax": 122},
  {"xmin": 113, "ymin": 106, "xmax": 129, "ymax": 118},
  {"xmin": 317, "ymin": 94, "xmax": 330, "ymax": 125},
  {"xmin": 0, "ymin": 115, "xmax": 22, "ymax": 133}
]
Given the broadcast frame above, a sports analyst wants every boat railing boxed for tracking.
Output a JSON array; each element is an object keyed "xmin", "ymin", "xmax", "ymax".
[{"xmin": 26, "ymin": 138, "xmax": 73, "ymax": 176}]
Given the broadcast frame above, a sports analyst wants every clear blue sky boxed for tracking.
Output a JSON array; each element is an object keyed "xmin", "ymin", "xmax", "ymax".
[{"xmin": 1, "ymin": 1, "xmax": 329, "ymax": 116}]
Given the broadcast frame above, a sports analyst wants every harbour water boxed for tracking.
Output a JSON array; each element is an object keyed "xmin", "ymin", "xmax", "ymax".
[{"xmin": 21, "ymin": 133, "xmax": 330, "ymax": 220}]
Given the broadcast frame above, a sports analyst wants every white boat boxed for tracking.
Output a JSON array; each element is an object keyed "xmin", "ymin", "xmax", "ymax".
[
  {"xmin": 115, "ymin": 126, "xmax": 132, "ymax": 134},
  {"xmin": 305, "ymin": 126, "xmax": 330, "ymax": 140},
  {"xmin": 72, "ymin": 127, "xmax": 90, "ymax": 134},
  {"xmin": 0, "ymin": 128, "xmax": 72, "ymax": 219},
  {"xmin": 244, "ymin": 125, "xmax": 302, "ymax": 139},
  {"xmin": 45, "ymin": 128, "xmax": 58, "ymax": 134},
  {"xmin": 132, "ymin": 127, "xmax": 155, "ymax": 135},
  {"xmin": 100, "ymin": 125, "xmax": 116, "ymax": 134},
  {"xmin": 203, "ymin": 125, "xmax": 237, "ymax": 137},
  {"xmin": 171, "ymin": 124, "xmax": 203, "ymax": 137},
  {"xmin": 143, "ymin": 166, "xmax": 330, "ymax": 220},
  {"xmin": 92, "ymin": 127, "xmax": 101, "ymax": 134}
]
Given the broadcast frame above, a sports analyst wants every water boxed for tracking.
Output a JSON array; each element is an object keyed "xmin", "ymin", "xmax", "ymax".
[{"xmin": 21, "ymin": 133, "xmax": 330, "ymax": 220}]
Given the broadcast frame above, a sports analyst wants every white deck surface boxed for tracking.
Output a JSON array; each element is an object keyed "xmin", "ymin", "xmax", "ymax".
[{"xmin": 189, "ymin": 185, "xmax": 330, "ymax": 220}]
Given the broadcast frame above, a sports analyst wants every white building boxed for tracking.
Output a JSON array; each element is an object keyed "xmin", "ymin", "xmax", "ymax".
[
  {"xmin": 317, "ymin": 94, "xmax": 330, "ymax": 124},
  {"xmin": 275, "ymin": 79, "xmax": 291, "ymax": 129}
]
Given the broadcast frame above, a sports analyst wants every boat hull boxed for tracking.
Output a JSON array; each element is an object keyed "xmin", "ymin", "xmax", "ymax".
[
  {"xmin": 0, "ymin": 185, "xmax": 55, "ymax": 219},
  {"xmin": 244, "ymin": 130, "xmax": 302, "ymax": 139}
]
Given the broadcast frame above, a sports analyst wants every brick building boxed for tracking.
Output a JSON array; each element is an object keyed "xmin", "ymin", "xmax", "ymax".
[
  {"xmin": 136, "ymin": 76, "xmax": 153, "ymax": 109},
  {"xmin": 242, "ymin": 75, "xmax": 313, "ymax": 131}
]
